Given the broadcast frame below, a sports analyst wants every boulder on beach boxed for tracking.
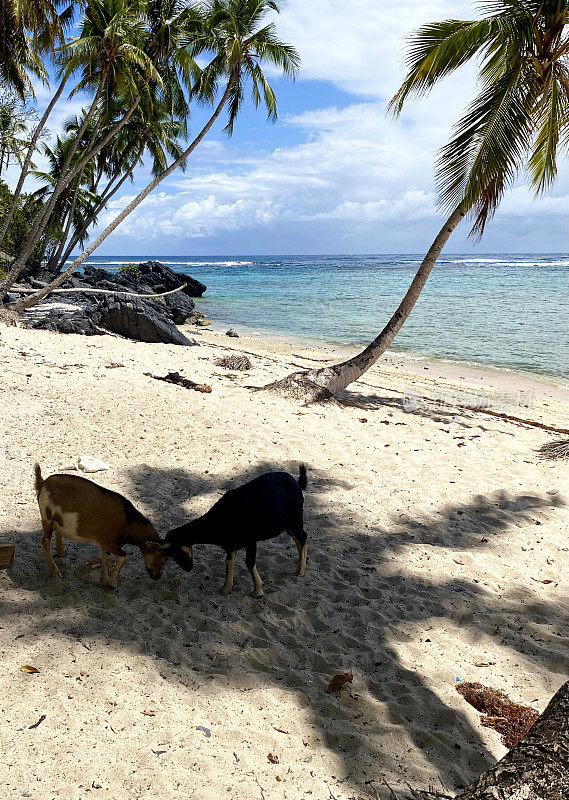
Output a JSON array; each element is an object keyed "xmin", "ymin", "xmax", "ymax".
[{"xmin": 97, "ymin": 296, "xmax": 195, "ymax": 346}]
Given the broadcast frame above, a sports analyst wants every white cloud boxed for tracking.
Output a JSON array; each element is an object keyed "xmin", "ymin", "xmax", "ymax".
[
  {"xmin": 11, "ymin": 0, "xmax": 566, "ymax": 253},
  {"xmin": 274, "ymin": 0, "xmax": 475, "ymax": 99},
  {"xmin": 94, "ymin": 93, "xmax": 566, "ymax": 249}
]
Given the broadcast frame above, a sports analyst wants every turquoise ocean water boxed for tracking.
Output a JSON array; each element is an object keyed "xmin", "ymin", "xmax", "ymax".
[{"xmin": 76, "ymin": 254, "xmax": 569, "ymax": 380}]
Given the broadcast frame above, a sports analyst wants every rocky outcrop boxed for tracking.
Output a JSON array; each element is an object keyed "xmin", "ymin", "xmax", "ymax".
[
  {"xmin": 14, "ymin": 260, "xmax": 206, "ymax": 345},
  {"xmin": 81, "ymin": 261, "xmax": 206, "ymax": 298}
]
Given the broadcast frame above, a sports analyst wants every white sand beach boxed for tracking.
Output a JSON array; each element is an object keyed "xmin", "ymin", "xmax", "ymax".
[{"xmin": 1, "ymin": 323, "xmax": 567, "ymax": 799}]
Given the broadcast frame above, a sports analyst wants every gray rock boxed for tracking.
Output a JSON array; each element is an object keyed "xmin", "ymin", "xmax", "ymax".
[
  {"xmin": 21, "ymin": 300, "xmax": 100, "ymax": 336},
  {"xmin": 97, "ymin": 296, "xmax": 195, "ymax": 346},
  {"xmin": 81, "ymin": 261, "xmax": 206, "ymax": 298},
  {"xmin": 18, "ymin": 261, "xmax": 203, "ymax": 345},
  {"xmin": 226, "ymin": 329, "xmax": 239, "ymax": 338}
]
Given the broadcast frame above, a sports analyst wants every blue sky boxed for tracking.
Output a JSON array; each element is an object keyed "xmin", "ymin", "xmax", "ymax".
[{"xmin": 12, "ymin": 0, "xmax": 569, "ymax": 255}]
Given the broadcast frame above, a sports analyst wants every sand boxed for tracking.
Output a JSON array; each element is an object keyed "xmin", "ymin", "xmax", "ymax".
[{"xmin": 0, "ymin": 322, "xmax": 567, "ymax": 800}]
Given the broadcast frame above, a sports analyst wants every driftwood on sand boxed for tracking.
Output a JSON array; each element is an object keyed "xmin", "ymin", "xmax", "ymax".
[{"xmin": 145, "ymin": 371, "xmax": 212, "ymax": 393}]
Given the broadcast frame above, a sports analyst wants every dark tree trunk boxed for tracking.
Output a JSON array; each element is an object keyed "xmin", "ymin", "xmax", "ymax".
[{"xmin": 456, "ymin": 680, "xmax": 569, "ymax": 800}]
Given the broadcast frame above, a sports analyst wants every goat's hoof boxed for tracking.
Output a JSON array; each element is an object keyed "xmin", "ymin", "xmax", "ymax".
[
  {"xmin": 219, "ymin": 586, "xmax": 232, "ymax": 596},
  {"xmin": 102, "ymin": 582, "xmax": 116, "ymax": 591},
  {"xmin": 249, "ymin": 590, "xmax": 264, "ymax": 599}
]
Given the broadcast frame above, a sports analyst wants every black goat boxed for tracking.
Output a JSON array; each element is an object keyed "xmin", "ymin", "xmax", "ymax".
[{"xmin": 156, "ymin": 465, "xmax": 307, "ymax": 598}]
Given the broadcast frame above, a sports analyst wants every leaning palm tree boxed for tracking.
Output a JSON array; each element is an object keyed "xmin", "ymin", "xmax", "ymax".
[
  {"xmin": 265, "ymin": 0, "xmax": 569, "ymax": 399},
  {"xmin": 10, "ymin": 0, "xmax": 300, "ymax": 311},
  {"xmin": 44, "ymin": 98, "xmax": 187, "ymax": 278}
]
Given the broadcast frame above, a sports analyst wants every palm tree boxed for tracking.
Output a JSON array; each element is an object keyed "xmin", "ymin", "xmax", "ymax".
[
  {"xmin": 10, "ymin": 0, "xmax": 300, "ymax": 311},
  {"xmin": 0, "ymin": 0, "xmax": 59, "ymax": 97},
  {"xmin": 27, "ymin": 135, "xmax": 99, "ymax": 271},
  {"xmin": 0, "ymin": 0, "xmax": 163, "ymax": 296},
  {"xmin": 43, "ymin": 98, "xmax": 187, "ymax": 278},
  {"xmin": 267, "ymin": 0, "xmax": 569, "ymax": 398},
  {"xmin": 0, "ymin": 0, "xmax": 74, "ymax": 248}
]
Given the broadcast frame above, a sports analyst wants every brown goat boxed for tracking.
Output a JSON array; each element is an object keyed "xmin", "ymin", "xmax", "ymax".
[{"xmin": 34, "ymin": 464, "xmax": 168, "ymax": 588}]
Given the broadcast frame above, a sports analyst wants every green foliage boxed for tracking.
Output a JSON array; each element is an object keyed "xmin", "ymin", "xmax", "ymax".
[
  {"xmin": 389, "ymin": 0, "xmax": 569, "ymax": 238},
  {"xmin": 118, "ymin": 261, "xmax": 140, "ymax": 274},
  {"xmin": 0, "ymin": 179, "xmax": 56, "ymax": 267}
]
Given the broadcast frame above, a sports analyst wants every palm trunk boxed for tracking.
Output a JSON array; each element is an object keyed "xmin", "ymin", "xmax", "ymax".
[
  {"xmin": 42, "ymin": 181, "xmax": 82, "ymax": 276},
  {"xmin": 0, "ymin": 71, "xmax": 109, "ymax": 297},
  {"xmin": 26, "ymin": 70, "xmax": 109, "ymax": 236},
  {"xmin": 51, "ymin": 145, "xmax": 144, "ymax": 277},
  {"xmin": 58, "ymin": 96, "xmax": 141, "ymax": 203},
  {"xmin": 0, "ymin": 91, "xmax": 141, "ymax": 299},
  {"xmin": 302, "ymin": 205, "xmax": 466, "ymax": 395},
  {"xmin": 0, "ymin": 75, "xmax": 69, "ymax": 248},
  {"xmin": 11, "ymin": 78, "xmax": 235, "ymax": 312},
  {"xmin": 455, "ymin": 680, "xmax": 568, "ymax": 800}
]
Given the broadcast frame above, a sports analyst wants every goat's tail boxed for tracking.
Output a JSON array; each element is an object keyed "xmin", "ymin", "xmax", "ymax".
[
  {"xmin": 297, "ymin": 463, "xmax": 307, "ymax": 492},
  {"xmin": 33, "ymin": 462, "xmax": 43, "ymax": 495}
]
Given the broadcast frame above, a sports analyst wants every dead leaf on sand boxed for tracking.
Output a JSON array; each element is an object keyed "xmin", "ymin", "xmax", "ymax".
[
  {"xmin": 273, "ymin": 727, "xmax": 289, "ymax": 735},
  {"xmin": 142, "ymin": 710, "xmax": 156, "ymax": 716},
  {"xmin": 267, "ymin": 753, "xmax": 279, "ymax": 764},
  {"xmin": 20, "ymin": 665, "xmax": 40, "ymax": 674},
  {"xmin": 326, "ymin": 671, "xmax": 353, "ymax": 693}
]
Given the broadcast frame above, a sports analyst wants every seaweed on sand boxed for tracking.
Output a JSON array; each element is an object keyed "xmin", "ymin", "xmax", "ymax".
[{"xmin": 456, "ymin": 682, "xmax": 540, "ymax": 748}]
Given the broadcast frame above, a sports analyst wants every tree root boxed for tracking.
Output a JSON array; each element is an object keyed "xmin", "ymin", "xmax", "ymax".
[
  {"xmin": 0, "ymin": 308, "xmax": 20, "ymax": 327},
  {"xmin": 256, "ymin": 371, "xmax": 338, "ymax": 404}
]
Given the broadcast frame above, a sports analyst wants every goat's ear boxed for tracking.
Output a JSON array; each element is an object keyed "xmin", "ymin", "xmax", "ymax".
[{"xmin": 146, "ymin": 541, "xmax": 171, "ymax": 552}]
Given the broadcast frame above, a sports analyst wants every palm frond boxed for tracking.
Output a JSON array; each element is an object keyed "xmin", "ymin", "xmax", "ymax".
[
  {"xmin": 529, "ymin": 73, "xmax": 569, "ymax": 192},
  {"xmin": 437, "ymin": 62, "xmax": 538, "ymax": 235},
  {"xmin": 389, "ymin": 19, "xmax": 504, "ymax": 115}
]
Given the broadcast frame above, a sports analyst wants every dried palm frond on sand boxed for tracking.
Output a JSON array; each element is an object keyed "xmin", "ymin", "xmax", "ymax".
[{"xmin": 537, "ymin": 438, "xmax": 569, "ymax": 460}]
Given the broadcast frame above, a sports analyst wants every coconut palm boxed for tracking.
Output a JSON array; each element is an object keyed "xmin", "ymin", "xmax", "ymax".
[
  {"xmin": 268, "ymin": 0, "xmax": 569, "ymax": 398},
  {"xmin": 0, "ymin": 0, "xmax": 163, "ymax": 296},
  {"xmin": 44, "ymin": 98, "xmax": 187, "ymax": 277},
  {"xmin": 11, "ymin": 0, "xmax": 300, "ymax": 311},
  {"xmin": 0, "ymin": 0, "xmax": 61, "ymax": 97},
  {"xmin": 27, "ymin": 135, "xmax": 99, "ymax": 271},
  {"xmin": 0, "ymin": 0, "xmax": 74, "ymax": 248},
  {"xmin": 0, "ymin": 0, "xmax": 195, "ymax": 287}
]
